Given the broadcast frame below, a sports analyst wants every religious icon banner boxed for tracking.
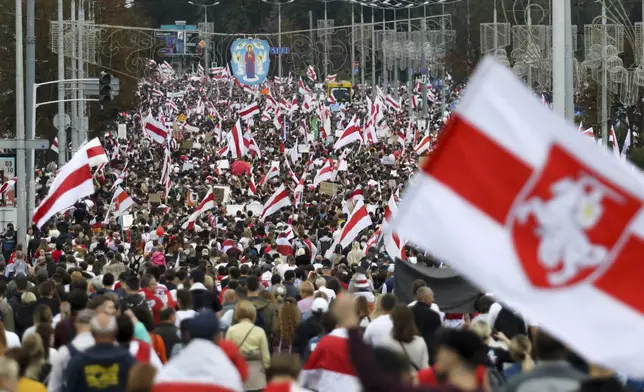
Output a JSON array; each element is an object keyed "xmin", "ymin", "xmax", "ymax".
[{"xmin": 230, "ymin": 39, "xmax": 271, "ymax": 87}]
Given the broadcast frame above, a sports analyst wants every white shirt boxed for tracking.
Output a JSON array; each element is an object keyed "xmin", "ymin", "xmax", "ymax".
[
  {"xmin": 5, "ymin": 330, "xmax": 20, "ymax": 348},
  {"xmin": 363, "ymin": 314, "xmax": 393, "ymax": 346},
  {"xmin": 175, "ymin": 309, "xmax": 197, "ymax": 328},
  {"xmin": 276, "ymin": 263, "xmax": 296, "ymax": 278}
]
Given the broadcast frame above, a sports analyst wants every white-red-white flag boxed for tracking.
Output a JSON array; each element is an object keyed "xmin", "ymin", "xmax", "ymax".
[
  {"xmin": 382, "ymin": 193, "xmax": 406, "ymax": 261},
  {"xmin": 259, "ymin": 161, "xmax": 280, "ymax": 187},
  {"xmin": 249, "ymin": 173, "xmax": 257, "ymax": 195},
  {"xmin": 0, "ymin": 178, "xmax": 16, "ymax": 195},
  {"xmin": 385, "ymin": 95, "xmax": 401, "ymax": 112},
  {"xmin": 307, "ymin": 65, "xmax": 317, "ymax": 82},
  {"xmin": 348, "ymin": 185, "xmax": 364, "ymax": 204},
  {"xmin": 227, "ymin": 119, "xmax": 246, "ymax": 159},
  {"xmin": 326, "ymin": 74, "xmax": 337, "ymax": 82},
  {"xmin": 325, "ymin": 199, "xmax": 372, "ymax": 258},
  {"xmin": 313, "ymin": 159, "xmax": 334, "ymax": 187},
  {"xmin": 393, "ymin": 57, "xmax": 644, "ymax": 377},
  {"xmin": 243, "ymin": 132, "xmax": 262, "ymax": 159},
  {"xmin": 182, "ymin": 187, "xmax": 215, "ymax": 230},
  {"xmin": 33, "ymin": 144, "xmax": 95, "ymax": 228},
  {"xmin": 333, "ymin": 116, "xmax": 362, "ymax": 151},
  {"xmin": 104, "ymin": 186, "xmax": 134, "ymax": 224},
  {"xmin": 414, "ymin": 134, "xmax": 432, "ymax": 155},
  {"xmin": 239, "ymin": 102, "xmax": 260, "ymax": 121},
  {"xmin": 261, "ymin": 184, "xmax": 291, "ymax": 220},
  {"xmin": 144, "ymin": 114, "xmax": 169, "ymax": 144},
  {"xmin": 51, "ymin": 137, "xmax": 60, "ymax": 154}
]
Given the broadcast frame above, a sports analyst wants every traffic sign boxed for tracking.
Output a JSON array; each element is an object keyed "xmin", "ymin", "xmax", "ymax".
[
  {"xmin": 270, "ymin": 47, "xmax": 290, "ymax": 55},
  {"xmin": 198, "ymin": 40, "xmax": 206, "ymax": 48},
  {"xmin": 353, "ymin": 68, "xmax": 359, "ymax": 75},
  {"xmin": 53, "ymin": 114, "xmax": 71, "ymax": 130}
]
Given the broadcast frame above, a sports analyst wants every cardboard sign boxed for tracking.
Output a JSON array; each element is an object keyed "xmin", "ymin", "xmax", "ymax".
[
  {"xmin": 298, "ymin": 144, "xmax": 310, "ymax": 153},
  {"xmin": 319, "ymin": 181, "xmax": 338, "ymax": 196},
  {"xmin": 180, "ymin": 140, "xmax": 194, "ymax": 150},
  {"xmin": 118, "ymin": 124, "xmax": 127, "ymax": 139},
  {"xmin": 148, "ymin": 193, "xmax": 163, "ymax": 204},
  {"xmin": 217, "ymin": 159, "xmax": 230, "ymax": 170},
  {"xmin": 388, "ymin": 179, "xmax": 397, "ymax": 188},
  {"xmin": 213, "ymin": 186, "xmax": 230, "ymax": 204}
]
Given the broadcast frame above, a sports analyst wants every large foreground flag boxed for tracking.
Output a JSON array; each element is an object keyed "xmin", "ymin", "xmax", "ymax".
[
  {"xmin": 334, "ymin": 116, "xmax": 362, "ymax": 151},
  {"xmin": 392, "ymin": 57, "xmax": 644, "ymax": 377}
]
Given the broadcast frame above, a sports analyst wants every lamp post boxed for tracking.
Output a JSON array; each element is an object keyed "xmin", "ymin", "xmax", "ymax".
[
  {"xmin": 188, "ymin": 1, "xmax": 220, "ymax": 70},
  {"xmin": 261, "ymin": 0, "xmax": 294, "ymax": 78}
]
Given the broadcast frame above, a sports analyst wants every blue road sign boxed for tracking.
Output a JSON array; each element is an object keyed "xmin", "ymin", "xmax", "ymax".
[
  {"xmin": 353, "ymin": 67, "xmax": 359, "ymax": 75},
  {"xmin": 270, "ymin": 47, "xmax": 291, "ymax": 55}
]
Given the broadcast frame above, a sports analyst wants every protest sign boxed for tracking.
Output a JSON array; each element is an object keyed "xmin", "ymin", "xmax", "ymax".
[{"xmin": 319, "ymin": 182, "xmax": 338, "ymax": 196}]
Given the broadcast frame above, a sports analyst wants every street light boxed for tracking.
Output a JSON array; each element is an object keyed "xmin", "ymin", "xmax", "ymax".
[
  {"xmin": 188, "ymin": 0, "xmax": 221, "ymax": 70},
  {"xmin": 261, "ymin": 0, "xmax": 295, "ymax": 78}
]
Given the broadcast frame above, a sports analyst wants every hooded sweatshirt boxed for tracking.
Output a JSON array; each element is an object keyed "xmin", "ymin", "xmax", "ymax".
[{"xmin": 247, "ymin": 295, "xmax": 278, "ymax": 339}]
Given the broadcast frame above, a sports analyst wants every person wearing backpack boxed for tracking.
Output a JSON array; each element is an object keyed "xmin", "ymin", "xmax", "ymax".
[
  {"xmin": 64, "ymin": 312, "xmax": 135, "ymax": 392},
  {"xmin": 246, "ymin": 276, "xmax": 277, "ymax": 343}
]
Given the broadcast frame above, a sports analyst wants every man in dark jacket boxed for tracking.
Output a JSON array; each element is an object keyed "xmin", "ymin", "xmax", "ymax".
[
  {"xmin": 117, "ymin": 276, "xmax": 147, "ymax": 312},
  {"xmin": 189, "ymin": 270, "xmax": 221, "ymax": 312},
  {"xmin": 411, "ymin": 286, "xmax": 442, "ymax": 363},
  {"xmin": 283, "ymin": 270, "xmax": 299, "ymax": 299},
  {"xmin": 65, "ymin": 312, "xmax": 134, "ymax": 392},
  {"xmin": 152, "ymin": 308, "xmax": 181, "ymax": 360}
]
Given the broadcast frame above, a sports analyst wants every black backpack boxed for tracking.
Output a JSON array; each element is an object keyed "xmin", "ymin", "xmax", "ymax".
[{"xmin": 485, "ymin": 367, "xmax": 505, "ymax": 392}]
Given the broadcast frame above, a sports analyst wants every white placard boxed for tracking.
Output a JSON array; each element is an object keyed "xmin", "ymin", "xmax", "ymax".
[
  {"xmin": 118, "ymin": 124, "xmax": 127, "ymax": 139},
  {"xmin": 226, "ymin": 204, "xmax": 245, "ymax": 216},
  {"xmin": 366, "ymin": 204, "xmax": 378, "ymax": 214},
  {"xmin": 217, "ymin": 159, "xmax": 230, "ymax": 169},
  {"xmin": 122, "ymin": 214, "xmax": 134, "ymax": 229},
  {"xmin": 182, "ymin": 162, "xmax": 195, "ymax": 172},
  {"xmin": 298, "ymin": 144, "xmax": 310, "ymax": 153},
  {"xmin": 184, "ymin": 124, "xmax": 200, "ymax": 134},
  {"xmin": 246, "ymin": 201, "xmax": 263, "ymax": 217}
]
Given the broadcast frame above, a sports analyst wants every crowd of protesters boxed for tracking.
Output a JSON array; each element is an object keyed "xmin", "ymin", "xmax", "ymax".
[{"xmin": 0, "ymin": 62, "xmax": 637, "ymax": 392}]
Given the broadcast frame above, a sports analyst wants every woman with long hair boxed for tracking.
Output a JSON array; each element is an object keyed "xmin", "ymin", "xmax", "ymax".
[
  {"xmin": 275, "ymin": 298, "xmax": 300, "ymax": 353},
  {"xmin": 22, "ymin": 305, "xmax": 53, "ymax": 339},
  {"xmin": 355, "ymin": 295, "xmax": 371, "ymax": 331},
  {"xmin": 5, "ymin": 334, "xmax": 47, "ymax": 391},
  {"xmin": 377, "ymin": 305, "xmax": 429, "ymax": 372}
]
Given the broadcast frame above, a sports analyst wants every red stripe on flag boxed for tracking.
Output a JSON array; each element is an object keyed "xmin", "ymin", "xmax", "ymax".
[
  {"xmin": 340, "ymin": 205, "xmax": 369, "ymax": 242},
  {"xmin": 33, "ymin": 165, "xmax": 92, "ymax": 225},
  {"xmin": 232, "ymin": 126, "xmax": 243, "ymax": 157},
  {"xmin": 423, "ymin": 115, "xmax": 533, "ymax": 224},
  {"xmin": 86, "ymin": 145, "xmax": 105, "ymax": 159},
  {"xmin": 593, "ymin": 234, "xmax": 644, "ymax": 315},
  {"xmin": 146, "ymin": 123, "xmax": 167, "ymax": 138}
]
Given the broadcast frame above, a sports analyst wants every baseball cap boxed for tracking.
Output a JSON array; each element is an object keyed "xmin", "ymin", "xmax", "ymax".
[
  {"xmin": 187, "ymin": 310, "xmax": 221, "ymax": 340},
  {"xmin": 311, "ymin": 298, "xmax": 329, "ymax": 313}
]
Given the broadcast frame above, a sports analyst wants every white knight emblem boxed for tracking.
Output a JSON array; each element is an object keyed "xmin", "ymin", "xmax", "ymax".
[{"xmin": 515, "ymin": 175, "xmax": 622, "ymax": 286}]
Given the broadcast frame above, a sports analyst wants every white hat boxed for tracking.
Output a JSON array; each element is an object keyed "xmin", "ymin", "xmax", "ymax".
[
  {"xmin": 296, "ymin": 248, "xmax": 306, "ymax": 257},
  {"xmin": 353, "ymin": 273, "xmax": 370, "ymax": 289},
  {"xmin": 311, "ymin": 297, "xmax": 329, "ymax": 313}
]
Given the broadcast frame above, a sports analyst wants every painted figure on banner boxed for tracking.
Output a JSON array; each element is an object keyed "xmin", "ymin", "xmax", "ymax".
[
  {"xmin": 245, "ymin": 44, "xmax": 256, "ymax": 79},
  {"xmin": 231, "ymin": 38, "xmax": 270, "ymax": 86}
]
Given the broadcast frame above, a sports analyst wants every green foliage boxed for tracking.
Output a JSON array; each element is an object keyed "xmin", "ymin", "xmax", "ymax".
[{"xmin": 628, "ymin": 147, "xmax": 644, "ymax": 170}]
